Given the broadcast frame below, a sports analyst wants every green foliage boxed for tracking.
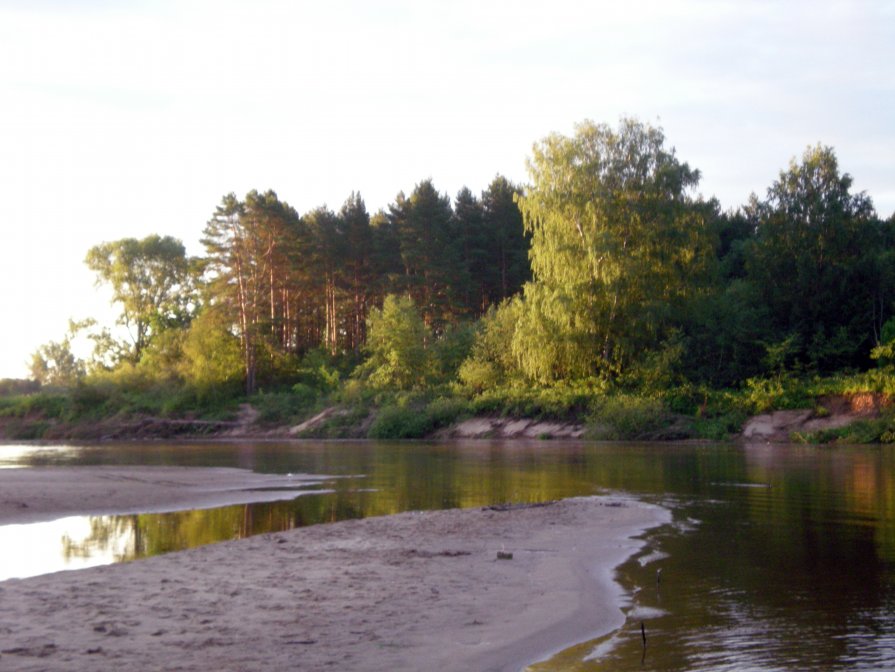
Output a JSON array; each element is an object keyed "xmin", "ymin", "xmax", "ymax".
[
  {"xmin": 14, "ymin": 121, "xmax": 895, "ymax": 443},
  {"xmin": 85, "ymin": 234, "xmax": 194, "ymax": 361},
  {"xmin": 367, "ymin": 404, "xmax": 432, "ymax": 439},
  {"xmin": 690, "ymin": 414, "xmax": 745, "ymax": 441},
  {"xmin": 136, "ymin": 327, "xmax": 187, "ymax": 384},
  {"xmin": 814, "ymin": 370, "xmax": 895, "ymax": 396},
  {"xmin": 459, "ymin": 299, "xmax": 523, "ymax": 392},
  {"xmin": 690, "ymin": 405, "xmax": 749, "ymax": 440},
  {"xmin": 252, "ymin": 391, "xmax": 318, "ymax": 425},
  {"xmin": 0, "ymin": 379, "xmax": 40, "ymax": 397},
  {"xmin": 292, "ymin": 349, "xmax": 342, "ymax": 392},
  {"xmin": 289, "ymin": 383, "xmax": 317, "ymax": 407},
  {"xmin": 796, "ymin": 412, "xmax": 895, "ymax": 445},
  {"xmin": 744, "ymin": 145, "xmax": 881, "ymax": 372},
  {"xmin": 367, "ymin": 396, "xmax": 470, "ymax": 440},
  {"xmin": 29, "ymin": 320, "xmax": 88, "ymax": 388},
  {"xmin": 178, "ymin": 309, "xmax": 244, "ymax": 395},
  {"xmin": 679, "ymin": 279, "xmax": 770, "ymax": 386},
  {"xmin": 359, "ymin": 294, "xmax": 430, "ymax": 390},
  {"xmin": 761, "ymin": 334, "xmax": 802, "ymax": 377},
  {"xmin": 391, "ymin": 181, "xmax": 462, "ymax": 332},
  {"xmin": 513, "ymin": 117, "xmax": 716, "ymax": 382},
  {"xmin": 587, "ymin": 394, "xmax": 670, "ymax": 440},
  {"xmin": 430, "ymin": 322, "xmax": 475, "ymax": 382},
  {"xmin": 424, "ymin": 396, "xmax": 469, "ymax": 429},
  {"xmin": 872, "ymin": 318, "xmax": 895, "ymax": 366},
  {"xmin": 742, "ymin": 376, "xmax": 812, "ymax": 414},
  {"xmin": 619, "ymin": 332, "xmax": 687, "ymax": 391},
  {"xmin": 0, "ymin": 393, "xmax": 68, "ymax": 420},
  {"xmin": 467, "ymin": 380, "xmax": 603, "ymax": 420}
]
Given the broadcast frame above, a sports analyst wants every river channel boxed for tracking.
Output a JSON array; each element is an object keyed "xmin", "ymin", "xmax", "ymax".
[{"xmin": 1, "ymin": 439, "xmax": 894, "ymax": 670}]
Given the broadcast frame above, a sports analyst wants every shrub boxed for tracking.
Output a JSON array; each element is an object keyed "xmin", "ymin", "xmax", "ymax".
[
  {"xmin": 691, "ymin": 410, "xmax": 748, "ymax": 440},
  {"xmin": 359, "ymin": 295, "xmax": 429, "ymax": 391},
  {"xmin": 367, "ymin": 404, "xmax": 432, "ymax": 439},
  {"xmin": 742, "ymin": 376, "xmax": 811, "ymax": 414},
  {"xmin": 290, "ymin": 383, "xmax": 318, "ymax": 407},
  {"xmin": 588, "ymin": 394, "xmax": 669, "ymax": 440},
  {"xmin": 425, "ymin": 397, "xmax": 469, "ymax": 429},
  {"xmin": 253, "ymin": 392, "xmax": 314, "ymax": 425}
]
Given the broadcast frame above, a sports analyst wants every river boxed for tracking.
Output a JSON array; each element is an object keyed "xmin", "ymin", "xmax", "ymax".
[{"xmin": 1, "ymin": 439, "xmax": 894, "ymax": 670}]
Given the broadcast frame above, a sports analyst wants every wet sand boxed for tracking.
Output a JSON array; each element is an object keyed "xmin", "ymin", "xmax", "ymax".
[{"xmin": 0, "ymin": 468, "xmax": 667, "ymax": 671}]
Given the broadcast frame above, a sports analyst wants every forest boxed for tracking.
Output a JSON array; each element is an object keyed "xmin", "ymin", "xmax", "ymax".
[{"xmin": 4, "ymin": 118, "xmax": 895, "ymax": 442}]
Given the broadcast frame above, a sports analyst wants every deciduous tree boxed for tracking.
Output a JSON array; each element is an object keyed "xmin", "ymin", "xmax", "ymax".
[
  {"xmin": 513, "ymin": 118, "xmax": 715, "ymax": 381},
  {"xmin": 85, "ymin": 235, "xmax": 193, "ymax": 361}
]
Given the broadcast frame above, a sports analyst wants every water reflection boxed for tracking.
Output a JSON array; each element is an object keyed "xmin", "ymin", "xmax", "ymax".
[
  {"xmin": 0, "ymin": 516, "xmax": 133, "ymax": 577},
  {"xmin": 2, "ymin": 440, "xmax": 895, "ymax": 669}
]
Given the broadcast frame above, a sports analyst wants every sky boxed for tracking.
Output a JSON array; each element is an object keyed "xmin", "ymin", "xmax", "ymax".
[{"xmin": 0, "ymin": 0, "xmax": 893, "ymax": 379}]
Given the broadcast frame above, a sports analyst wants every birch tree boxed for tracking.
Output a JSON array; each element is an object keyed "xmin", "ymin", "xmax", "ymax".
[{"xmin": 513, "ymin": 118, "xmax": 714, "ymax": 381}]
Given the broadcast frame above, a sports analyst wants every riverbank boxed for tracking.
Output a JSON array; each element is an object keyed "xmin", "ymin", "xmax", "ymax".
[
  {"xmin": 0, "ymin": 491, "xmax": 667, "ymax": 671},
  {"xmin": 1, "ymin": 383, "xmax": 891, "ymax": 443}
]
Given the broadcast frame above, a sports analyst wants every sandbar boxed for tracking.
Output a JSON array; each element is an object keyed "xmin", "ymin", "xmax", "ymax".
[
  {"xmin": 0, "ymin": 466, "xmax": 329, "ymax": 525},
  {"xmin": 0, "ymin": 470, "xmax": 667, "ymax": 671}
]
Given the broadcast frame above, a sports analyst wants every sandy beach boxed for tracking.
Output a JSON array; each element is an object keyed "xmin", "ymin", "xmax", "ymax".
[{"xmin": 0, "ymin": 467, "xmax": 668, "ymax": 671}]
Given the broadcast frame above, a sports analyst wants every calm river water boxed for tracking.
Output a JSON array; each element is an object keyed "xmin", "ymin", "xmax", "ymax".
[{"xmin": 1, "ymin": 439, "xmax": 894, "ymax": 670}]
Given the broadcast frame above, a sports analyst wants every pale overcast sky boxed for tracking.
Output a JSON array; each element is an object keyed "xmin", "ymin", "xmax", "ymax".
[{"xmin": 1, "ymin": 0, "xmax": 893, "ymax": 379}]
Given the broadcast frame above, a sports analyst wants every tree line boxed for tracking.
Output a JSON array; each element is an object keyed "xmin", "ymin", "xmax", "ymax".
[
  {"xmin": 28, "ymin": 118, "xmax": 895, "ymax": 400},
  {"xmin": 31, "ymin": 176, "xmax": 530, "ymax": 393},
  {"xmin": 461, "ymin": 120, "xmax": 895, "ymax": 393}
]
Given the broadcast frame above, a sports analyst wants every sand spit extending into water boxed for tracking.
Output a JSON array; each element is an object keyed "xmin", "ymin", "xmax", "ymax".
[
  {"xmin": 0, "ymin": 466, "xmax": 330, "ymax": 525},
  {"xmin": 0, "ymin": 473, "xmax": 667, "ymax": 672}
]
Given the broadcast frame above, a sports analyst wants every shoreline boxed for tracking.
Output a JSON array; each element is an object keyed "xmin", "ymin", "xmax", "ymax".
[{"xmin": 0, "ymin": 483, "xmax": 668, "ymax": 671}]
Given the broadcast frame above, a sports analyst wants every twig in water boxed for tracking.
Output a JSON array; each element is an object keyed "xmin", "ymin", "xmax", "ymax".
[{"xmin": 641, "ymin": 621, "xmax": 647, "ymax": 665}]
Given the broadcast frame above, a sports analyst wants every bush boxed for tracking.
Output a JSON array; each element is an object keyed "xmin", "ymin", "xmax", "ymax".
[
  {"xmin": 367, "ymin": 404, "xmax": 432, "ymax": 439},
  {"xmin": 458, "ymin": 300, "xmax": 523, "ymax": 392},
  {"xmin": 742, "ymin": 376, "xmax": 811, "ymax": 414},
  {"xmin": 425, "ymin": 397, "xmax": 469, "ymax": 429},
  {"xmin": 0, "ymin": 393, "xmax": 68, "ymax": 420},
  {"xmin": 253, "ymin": 390, "xmax": 319, "ymax": 425},
  {"xmin": 359, "ymin": 295, "xmax": 430, "ymax": 391},
  {"xmin": 366, "ymin": 396, "xmax": 470, "ymax": 440},
  {"xmin": 691, "ymin": 410, "xmax": 748, "ymax": 440},
  {"xmin": 588, "ymin": 394, "xmax": 669, "ymax": 440},
  {"xmin": 468, "ymin": 381, "xmax": 603, "ymax": 420},
  {"xmin": 5, "ymin": 419, "xmax": 51, "ymax": 440},
  {"xmin": 292, "ymin": 349, "xmax": 342, "ymax": 392},
  {"xmin": 290, "ymin": 383, "xmax": 318, "ymax": 406}
]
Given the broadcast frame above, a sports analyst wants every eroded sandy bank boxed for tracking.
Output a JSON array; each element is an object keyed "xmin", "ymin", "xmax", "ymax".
[{"xmin": 0, "ymin": 491, "xmax": 667, "ymax": 671}]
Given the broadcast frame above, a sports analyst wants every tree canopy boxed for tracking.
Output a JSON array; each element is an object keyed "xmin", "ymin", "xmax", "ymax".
[
  {"xmin": 85, "ymin": 235, "xmax": 193, "ymax": 361},
  {"xmin": 512, "ymin": 118, "xmax": 716, "ymax": 381},
  {"xmin": 744, "ymin": 145, "xmax": 881, "ymax": 371}
]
